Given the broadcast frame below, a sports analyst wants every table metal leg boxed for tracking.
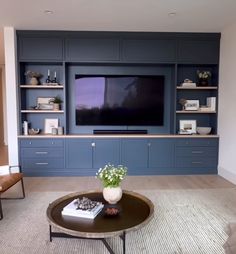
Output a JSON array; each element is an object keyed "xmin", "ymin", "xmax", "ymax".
[{"xmin": 49, "ymin": 225, "xmax": 52, "ymax": 242}]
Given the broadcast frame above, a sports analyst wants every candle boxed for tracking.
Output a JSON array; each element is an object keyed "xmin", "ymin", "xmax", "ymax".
[
  {"xmin": 48, "ymin": 69, "xmax": 50, "ymax": 76},
  {"xmin": 54, "ymin": 71, "xmax": 56, "ymax": 78}
]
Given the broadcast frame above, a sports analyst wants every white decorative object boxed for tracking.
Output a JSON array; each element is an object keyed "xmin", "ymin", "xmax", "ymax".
[
  {"xmin": 179, "ymin": 120, "xmax": 197, "ymax": 134},
  {"xmin": 23, "ymin": 121, "xmax": 28, "ymax": 135},
  {"xmin": 44, "ymin": 118, "xmax": 59, "ymax": 134},
  {"xmin": 103, "ymin": 186, "xmax": 122, "ymax": 204},
  {"xmin": 206, "ymin": 97, "xmax": 216, "ymax": 111},
  {"xmin": 197, "ymin": 127, "xmax": 212, "ymax": 135},
  {"xmin": 185, "ymin": 100, "xmax": 199, "ymax": 111},
  {"xmin": 30, "ymin": 77, "xmax": 38, "ymax": 86}
]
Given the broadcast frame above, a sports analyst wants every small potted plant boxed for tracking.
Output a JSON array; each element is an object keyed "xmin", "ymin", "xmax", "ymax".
[
  {"xmin": 197, "ymin": 70, "xmax": 211, "ymax": 86},
  {"xmin": 25, "ymin": 70, "xmax": 42, "ymax": 85},
  {"xmin": 52, "ymin": 96, "xmax": 63, "ymax": 111},
  {"xmin": 96, "ymin": 163, "xmax": 128, "ymax": 204}
]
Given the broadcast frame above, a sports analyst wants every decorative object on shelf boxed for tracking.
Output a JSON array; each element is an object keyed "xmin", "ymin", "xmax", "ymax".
[
  {"xmin": 23, "ymin": 121, "xmax": 28, "ymax": 135},
  {"xmin": 57, "ymin": 126, "xmax": 63, "ymax": 135},
  {"xmin": 51, "ymin": 127, "xmax": 58, "ymax": 135},
  {"xmin": 179, "ymin": 98, "xmax": 187, "ymax": 110},
  {"xmin": 46, "ymin": 69, "xmax": 58, "ymax": 84},
  {"xmin": 197, "ymin": 127, "xmax": 212, "ymax": 135},
  {"xmin": 184, "ymin": 100, "xmax": 200, "ymax": 111},
  {"xmin": 44, "ymin": 118, "xmax": 59, "ymax": 134},
  {"xmin": 96, "ymin": 163, "xmax": 127, "ymax": 204},
  {"xmin": 197, "ymin": 70, "xmax": 211, "ymax": 86},
  {"xmin": 181, "ymin": 79, "xmax": 196, "ymax": 88},
  {"xmin": 25, "ymin": 70, "xmax": 42, "ymax": 86},
  {"xmin": 179, "ymin": 120, "xmax": 197, "ymax": 134},
  {"xmin": 37, "ymin": 97, "xmax": 54, "ymax": 110},
  {"xmin": 51, "ymin": 96, "xmax": 63, "ymax": 111},
  {"xmin": 28, "ymin": 128, "xmax": 40, "ymax": 135},
  {"xmin": 206, "ymin": 97, "xmax": 216, "ymax": 111}
]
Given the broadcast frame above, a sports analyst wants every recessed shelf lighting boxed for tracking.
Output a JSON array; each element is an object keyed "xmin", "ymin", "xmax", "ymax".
[{"xmin": 44, "ymin": 10, "xmax": 53, "ymax": 15}]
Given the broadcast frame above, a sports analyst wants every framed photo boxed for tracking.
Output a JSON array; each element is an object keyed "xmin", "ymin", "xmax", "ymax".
[
  {"xmin": 179, "ymin": 120, "xmax": 197, "ymax": 134},
  {"xmin": 185, "ymin": 100, "xmax": 199, "ymax": 111},
  {"xmin": 44, "ymin": 118, "xmax": 58, "ymax": 134},
  {"xmin": 37, "ymin": 97, "xmax": 54, "ymax": 110}
]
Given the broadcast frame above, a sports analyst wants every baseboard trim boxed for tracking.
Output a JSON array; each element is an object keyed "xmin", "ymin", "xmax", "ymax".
[{"xmin": 218, "ymin": 166, "xmax": 236, "ymax": 185}]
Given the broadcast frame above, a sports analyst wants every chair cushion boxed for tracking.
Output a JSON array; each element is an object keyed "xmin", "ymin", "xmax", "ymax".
[{"xmin": 0, "ymin": 173, "xmax": 23, "ymax": 193}]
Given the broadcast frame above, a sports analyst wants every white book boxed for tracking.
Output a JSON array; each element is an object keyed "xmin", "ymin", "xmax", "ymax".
[{"xmin": 62, "ymin": 199, "xmax": 104, "ymax": 219}]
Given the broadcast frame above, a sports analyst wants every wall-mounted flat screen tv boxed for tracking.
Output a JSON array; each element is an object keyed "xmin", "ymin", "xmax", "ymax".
[{"xmin": 75, "ymin": 75, "xmax": 164, "ymax": 126}]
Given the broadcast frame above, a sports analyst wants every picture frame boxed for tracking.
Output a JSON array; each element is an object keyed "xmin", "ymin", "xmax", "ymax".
[
  {"xmin": 184, "ymin": 100, "xmax": 199, "ymax": 111},
  {"xmin": 44, "ymin": 118, "xmax": 59, "ymax": 134},
  {"xmin": 37, "ymin": 97, "xmax": 54, "ymax": 110},
  {"xmin": 179, "ymin": 120, "xmax": 197, "ymax": 134}
]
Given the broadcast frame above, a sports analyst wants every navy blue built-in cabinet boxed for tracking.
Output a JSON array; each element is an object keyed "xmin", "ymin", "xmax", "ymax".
[{"xmin": 17, "ymin": 31, "xmax": 220, "ymax": 176}]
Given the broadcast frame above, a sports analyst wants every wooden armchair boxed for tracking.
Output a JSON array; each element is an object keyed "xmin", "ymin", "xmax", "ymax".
[{"xmin": 0, "ymin": 165, "xmax": 25, "ymax": 220}]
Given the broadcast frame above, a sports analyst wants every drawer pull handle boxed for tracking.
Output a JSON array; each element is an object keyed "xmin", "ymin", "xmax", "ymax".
[
  {"xmin": 35, "ymin": 162, "xmax": 49, "ymax": 165},
  {"xmin": 192, "ymin": 161, "xmax": 202, "ymax": 164},
  {"xmin": 192, "ymin": 151, "xmax": 203, "ymax": 154},
  {"xmin": 35, "ymin": 152, "xmax": 48, "ymax": 154}
]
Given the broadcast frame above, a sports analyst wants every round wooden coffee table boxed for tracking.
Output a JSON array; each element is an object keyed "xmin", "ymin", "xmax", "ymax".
[{"xmin": 46, "ymin": 190, "xmax": 154, "ymax": 254}]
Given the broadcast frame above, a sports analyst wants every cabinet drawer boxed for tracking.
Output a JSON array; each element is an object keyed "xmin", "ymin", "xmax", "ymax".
[
  {"xmin": 176, "ymin": 138, "xmax": 218, "ymax": 147},
  {"xmin": 176, "ymin": 157, "xmax": 217, "ymax": 168},
  {"xmin": 176, "ymin": 147, "xmax": 217, "ymax": 157},
  {"xmin": 20, "ymin": 139, "xmax": 64, "ymax": 148},
  {"xmin": 21, "ymin": 148, "xmax": 64, "ymax": 158},
  {"xmin": 22, "ymin": 158, "xmax": 64, "ymax": 169}
]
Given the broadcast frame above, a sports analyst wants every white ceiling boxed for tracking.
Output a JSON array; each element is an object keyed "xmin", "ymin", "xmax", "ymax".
[{"xmin": 0, "ymin": 0, "xmax": 236, "ymax": 32}]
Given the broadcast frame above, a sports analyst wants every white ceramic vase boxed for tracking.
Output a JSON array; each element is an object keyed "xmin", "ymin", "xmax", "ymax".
[
  {"xmin": 30, "ymin": 77, "xmax": 38, "ymax": 85},
  {"xmin": 103, "ymin": 186, "xmax": 122, "ymax": 204}
]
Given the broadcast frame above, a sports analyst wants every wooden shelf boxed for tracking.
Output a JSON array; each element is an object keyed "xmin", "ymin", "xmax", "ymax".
[
  {"xmin": 20, "ymin": 85, "xmax": 63, "ymax": 88},
  {"xmin": 21, "ymin": 110, "xmax": 64, "ymax": 113},
  {"xmin": 176, "ymin": 86, "xmax": 218, "ymax": 90},
  {"xmin": 176, "ymin": 110, "xmax": 216, "ymax": 114}
]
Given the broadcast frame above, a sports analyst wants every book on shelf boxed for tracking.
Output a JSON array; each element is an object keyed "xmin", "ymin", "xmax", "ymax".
[
  {"xmin": 206, "ymin": 97, "xmax": 216, "ymax": 111},
  {"xmin": 180, "ymin": 82, "xmax": 197, "ymax": 88},
  {"xmin": 62, "ymin": 199, "xmax": 104, "ymax": 219}
]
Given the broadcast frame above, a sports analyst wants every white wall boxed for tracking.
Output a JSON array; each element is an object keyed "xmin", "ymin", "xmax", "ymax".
[
  {"xmin": 218, "ymin": 22, "xmax": 236, "ymax": 184},
  {"xmin": 4, "ymin": 27, "xmax": 18, "ymax": 167},
  {"xmin": 0, "ymin": 28, "xmax": 5, "ymax": 65}
]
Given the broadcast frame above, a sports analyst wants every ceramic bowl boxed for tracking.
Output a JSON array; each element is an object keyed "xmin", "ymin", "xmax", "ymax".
[
  {"xmin": 197, "ymin": 127, "xmax": 211, "ymax": 135},
  {"xmin": 28, "ymin": 128, "xmax": 40, "ymax": 135}
]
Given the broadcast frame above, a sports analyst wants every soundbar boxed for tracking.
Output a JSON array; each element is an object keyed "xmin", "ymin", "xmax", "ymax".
[{"xmin": 93, "ymin": 130, "xmax": 148, "ymax": 135}]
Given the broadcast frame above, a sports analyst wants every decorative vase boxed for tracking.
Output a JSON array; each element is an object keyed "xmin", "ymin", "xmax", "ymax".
[
  {"xmin": 30, "ymin": 77, "xmax": 38, "ymax": 86},
  {"xmin": 103, "ymin": 186, "xmax": 122, "ymax": 204},
  {"xmin": 198, "ymin": 78, "xmax": 208, "ymax": 86},
  {"xmin": 53, "ymin": 103, "xmax": 60, "ymax": 111}
]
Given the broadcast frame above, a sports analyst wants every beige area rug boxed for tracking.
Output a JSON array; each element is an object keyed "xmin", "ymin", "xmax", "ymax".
[{"xmin": 1, "ymin": 188, "xmax": 236, "ymax": 254}]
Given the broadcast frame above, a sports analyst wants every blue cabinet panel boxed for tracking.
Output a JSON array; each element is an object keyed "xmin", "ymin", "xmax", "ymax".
[
  {"xmin": 21, "ymin": 148, "xmax": 64, "ymax": 158},
  {"xmin": 93, "ymin": 139, "xmax": 120, "ymax": 169},
  {"xmin": 176, "ymin": 147, "xmax": 217, "ymax": 157},
  {"xmin": 19, "ymin": 37, "xmax": 63, "ymax": 61},
  {"xmin": 121, "ymin": 139, "xmax": 148, "ymax": 169},
  {"xmin": 66, "ymin": 139, "xmax": 93, "ymax": 168},
  {"xmin": 22, "ymin": 158, "xmax": 64, "ymax": 169},
  {"xmin": 122, "ymin": 39, "xmax": 176, "ymax": 63},
  {"xmin": 65, "ymin": 38, "xmax": 120, "ymax": 61},
  {"xmin": 149, "ymin": 139, "xmax": 175, "ymax": 167},
  {"xmin": 175, "ymin": 157, "xmax": 218, "ymax": 168},
  {"xmin": 175, "ymin": 138, "xmax": 218, "ymax": 147},
  {"xmin": 178, "ymin": 39, "xmax": 219, "ymax": 64}
]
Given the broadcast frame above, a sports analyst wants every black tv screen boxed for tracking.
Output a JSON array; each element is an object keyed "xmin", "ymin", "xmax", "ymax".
[{"xmin": 75, "ymin": 75, "xmax": 164, "ymax": 126}]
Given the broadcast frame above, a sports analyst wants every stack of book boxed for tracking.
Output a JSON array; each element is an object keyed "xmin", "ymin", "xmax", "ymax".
[{"xmin": 62, "ymin": 197, "xmax": 104, "ymax": 219}]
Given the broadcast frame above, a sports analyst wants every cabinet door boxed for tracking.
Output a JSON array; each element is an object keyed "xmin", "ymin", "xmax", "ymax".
[
  {"xmin": 177, "ymin": 39, "xmax": 219, "ymax": 64},
  {"xmin": 148, "ymin": 139, "xmax": 175, "ymax": 168},
  {"xmin": 19, "ymin": 37, "xmax": 63, "ymax": 61},
  {"xmin": 66, "ymin": 139, "xmax": 93, "ymax": 168},
  {"xmin": 122, "ymin": 39, "xmax": 176, "ymax": 63},
  {"xmin": 93, "ymin": 139, "xmax": 120, "ymax": 169},
  {"xmin": 65, "ymin": 38, "xmax": 120, "ymax": 61},
  {"xmin": 121, "ymin": 139, "xmax": 148, "ymax": 169}
]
